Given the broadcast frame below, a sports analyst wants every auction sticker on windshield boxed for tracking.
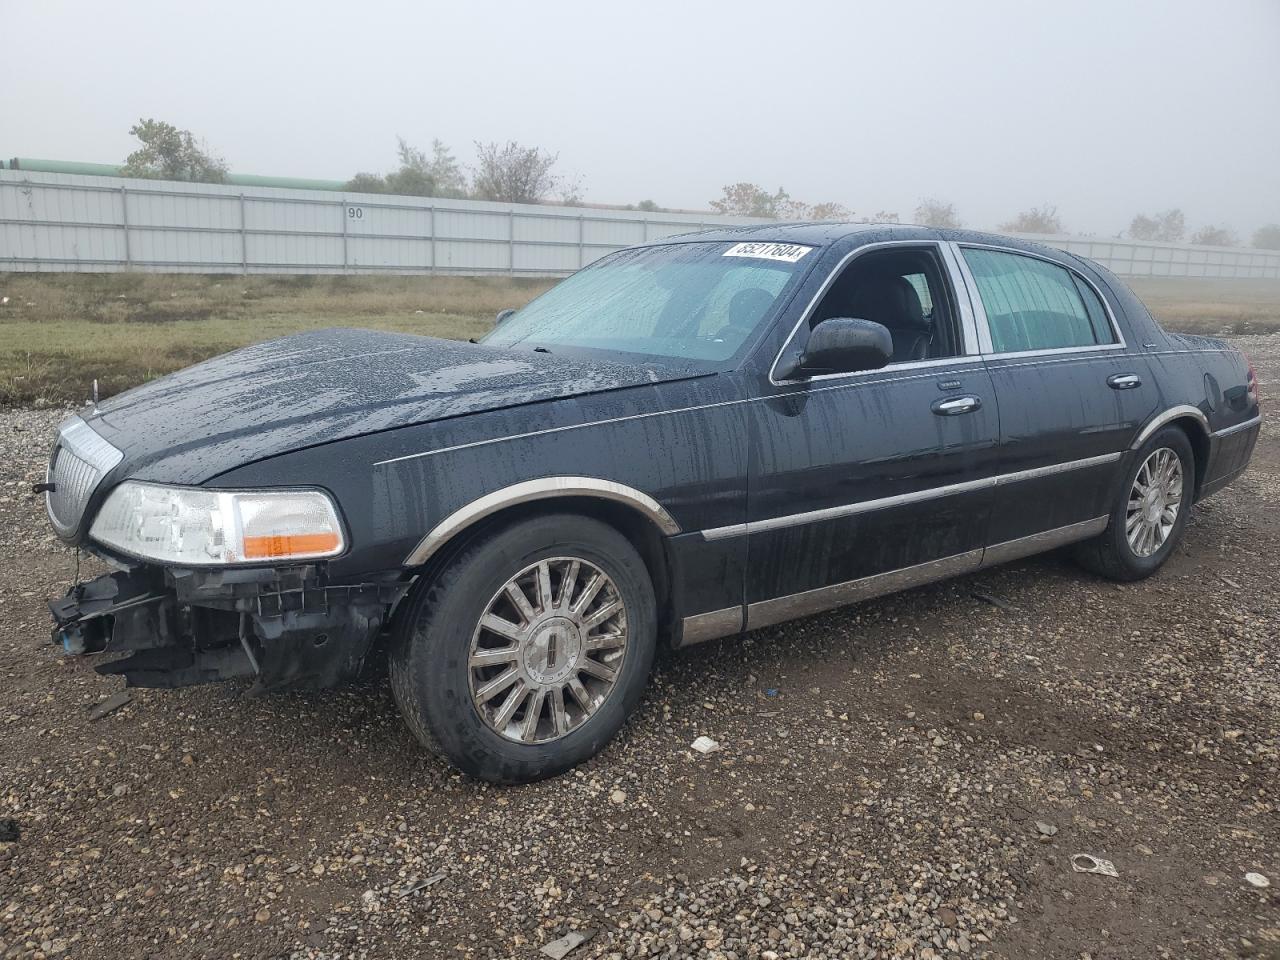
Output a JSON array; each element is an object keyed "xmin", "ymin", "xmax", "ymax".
[{"xmin": 722, "ymin": 242, "xmax": 813, "ymax": 263}]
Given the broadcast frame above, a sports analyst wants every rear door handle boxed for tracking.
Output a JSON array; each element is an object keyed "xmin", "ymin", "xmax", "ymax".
[
  {"xmin": 932, "ymin": 395, "xmax": 982, "ymax": 416},
  {"xmin": 1107, "ymin": 373, "xmax": 1142, "ymax": 390}
]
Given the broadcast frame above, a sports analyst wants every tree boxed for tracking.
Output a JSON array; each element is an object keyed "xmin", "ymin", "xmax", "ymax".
[
  {"xmin": 1190, "ymin": 225, "xmax": 1237, "ymax": 247},
  {"xmin": 345, "ymin": 172, "xmax": 388, "ymax": 193},
  {"xmin": 914, "ymin": 198, "xmax": 961, "ymax": 229},
  {"xmin": 869, "ymin": 210, "xmax": 900, "ymax": 223},
  {"xmin": 636, "ymin": 199, "xmax": 662, "ymax": 212},
  {"xmin": 999, "ymin": 205, "xmax": 1064, "ymax": 234},
  {"xmin": 471, "ymin": 141, "xmax": 561, "ymax": 203},
  {"xmin": 121, "ymin": 119, "xmax": 227, "ymax": 183},
  {"xmin": 709, "ymin": 184, "xmax": 852, "ymax": 220},
  {"xmin": 1251, "ymin": 224, "xmax": 1280, "ymax": 249},
  {"xmin": 710, "ymin": 183, "xmax": 793, "ymax": 218},
  {"xmin": 808, "ymin": 202, "xmax": 853, "ymax": 221},
  {"xmin": 347, "ymin": 138, "xmax": 467, "ymax": 198},
  {"xmin": 1128, "ymin": 208, "xmax": 1184, "ymax": 242}
]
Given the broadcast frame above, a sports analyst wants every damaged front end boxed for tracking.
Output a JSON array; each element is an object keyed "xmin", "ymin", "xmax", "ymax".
[{"xmin": 50, "ymin": 562, "xmax": 408, "ymax": 693}]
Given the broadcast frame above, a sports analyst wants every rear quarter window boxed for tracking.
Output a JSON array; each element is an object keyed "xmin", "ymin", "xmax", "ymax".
[{"xmin": 963, "ymin": 248, "xmax": 1117, "ymax": 353}]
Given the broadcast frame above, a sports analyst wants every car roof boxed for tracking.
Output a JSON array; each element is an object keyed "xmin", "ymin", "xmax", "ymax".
[{"xmin": 649, "ymin": 221, "xmax": 1071, "ymax": 261}]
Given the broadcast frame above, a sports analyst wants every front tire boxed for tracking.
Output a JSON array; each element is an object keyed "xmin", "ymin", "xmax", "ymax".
[
  {"xmin": 1074, "ymin": 426, "xmax": 1194, "ymax": 581},
  {"xmin": 389, "ymin": 513, "xmax": 657, "ymax": 784}
]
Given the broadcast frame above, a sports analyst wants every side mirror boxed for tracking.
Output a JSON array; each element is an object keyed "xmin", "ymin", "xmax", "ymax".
[
  {"xmin": 778, "ymin": 318, "xmax": 893, "ymax": 379},
  {"xmin": 495, "ymin": 308, "xmax": 517, "ymax": 326}
]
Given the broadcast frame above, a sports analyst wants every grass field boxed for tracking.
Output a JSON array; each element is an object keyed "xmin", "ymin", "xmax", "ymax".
[{"xmin": 0, "ymin": 272, "xmax": 1277, "ymax": 406}]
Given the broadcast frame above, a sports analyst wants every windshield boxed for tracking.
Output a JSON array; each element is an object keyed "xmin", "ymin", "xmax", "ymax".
[{"xmin": 483, "ymin": 240, "xmax": 815, "ymax": 363}]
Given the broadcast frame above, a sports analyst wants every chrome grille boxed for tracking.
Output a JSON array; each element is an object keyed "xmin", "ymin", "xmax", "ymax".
[{"xmin": 46, "ymin": 416, "xmax": 123, "ymax": 539}]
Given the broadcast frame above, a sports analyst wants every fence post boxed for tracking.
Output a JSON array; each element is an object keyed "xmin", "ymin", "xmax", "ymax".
[
  {"xmin": 239, "ymin": 194, "xmax": 248, "ymax": 274},
  {"xmin": 120, "ymin": 186, "xmax": 131, "ymax": 268},
  {"xmin": 509, "ymin": 209, "xmax": 516, "ymax": 276},
  {"xmin": 429, "ymin": 206, "xmax": 436, "ymax": 274},
  {"xmin": 578, "ymin": 214, "xmax": 585, "ymax": 268},
  {"xmin": 340, "ymin": 198, "xmax": 348, "ymax": 272}
]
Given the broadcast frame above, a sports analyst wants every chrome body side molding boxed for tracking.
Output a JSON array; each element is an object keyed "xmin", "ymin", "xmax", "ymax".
[
  {"xmin": 1212, "ymin": 414, "xmax": 1262, "ymax": 439},
  {"xmin": 403, "ymin": 477, "xmax": 681, "ymax": 567},
  {"xmin": 676, "ymin": 606, "xmax": 744, "ymax": 648},
  {"xmin": 981, "ymin": 515, "xmax": 1109, "ymax": 566},
  {"xmin": 1131, "ymin": 405, "xmax": 1209, "ymax": 449},
  {"xmin": 745, "ymin": 549, "xmax": 985, "ymax": 631},
  {"xmin": 689, "ymin": 515, "xmax": 1111, "ymax": 642},
  {"xmin": 698, "ymin": 452, "xmax": 1121, "ymax": 542}
]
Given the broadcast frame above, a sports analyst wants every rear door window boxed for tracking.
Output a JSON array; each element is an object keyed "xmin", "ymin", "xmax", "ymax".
[{"xmin": 961, "ymin": 248, "xmax": 1117, "ymax": 353}]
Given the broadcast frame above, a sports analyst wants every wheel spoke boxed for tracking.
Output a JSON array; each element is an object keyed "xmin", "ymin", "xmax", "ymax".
[
  {"xmin": 555, "ymin": 560, "xmax": 580, "ymax": 610},
  {"xmin": 567, "ymin": 675, "xmax": 595, "ymax": 711},
  {"xmin": 492, "ymin": 679, "xmax": 528, "ymax": 731},
  {"xmin": 480, "ymin": 613, "xmax": 524, "ymax": 642},
  {"xmin": 519, "ymin": 689, "xmax": 546, "ymax": 742},
  {"xmin": 582, "ymin": 598, "xmax": 622, "ymax": 630},
  {"xmin": 474, "ymin": 667, "xmax": 520, "ymax": 704},
  {"xmin": 584, "ymin": 631, "xmax": 626, "ymax": 652},
  {"xmin": 535, "ymin": 561, "xmax": 554, "ymax": 614},
  {"xmin": 503, "ymin": 582, "xmax": 536, "ymax": 625},
  {"xmin": 549, "ymin": 687, "xmax": 568, "ymax": 736},
  {"xmin": 571, "ymin": 573, "xmax": 605, "ymax": 615},
  {"xmin": 578, "ymin": 657, "xmax": 618, "ymax": 683},
  {"xmin": 469, "ymin": 645, "xmax": 520, "ymax": 668}
]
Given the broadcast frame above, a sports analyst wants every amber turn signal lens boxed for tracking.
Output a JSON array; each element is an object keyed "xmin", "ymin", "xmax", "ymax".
[{"xmin": 242, "ymin": 532, "xmax": 342, "ymax": 560}]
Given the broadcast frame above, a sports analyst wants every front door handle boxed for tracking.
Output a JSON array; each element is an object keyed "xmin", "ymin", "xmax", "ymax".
[
  {"xmin": 1107, "ymin": 373, "xmax": 1142, "ymax": 390},
  {"xmin": 932, "ymin": 395, "xmax": 982, "ymax": 416}
]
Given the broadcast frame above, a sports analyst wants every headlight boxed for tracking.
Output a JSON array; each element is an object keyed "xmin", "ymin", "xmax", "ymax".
[{"xmin": 89, "ymin": 482, "xmax": 346, "ymax": 566}]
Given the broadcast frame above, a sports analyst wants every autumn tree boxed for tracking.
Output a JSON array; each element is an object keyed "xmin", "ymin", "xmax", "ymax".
[
  {"xmin": 471, "ymin": 141, "xmax": 562, "ymax": 203},
  {"xmin": 121, "ymin": 119, "xmax": 227, "ymax": 183},
  {"xmin": 1190, "ymin": 225, "xmax": 1237, "ymax": 247},
  {"xmin": 1250, "ymin": 224, "xmax": 1280, "ymax": 249},
  {"xmin": 1128, "ymin": 209, "xmax": 1184, "ymax": 242},
  {"xmin": 999, "ymin": 205, "xmax": 1064, "ymax": 234},
  {"xmin": 914, "ymin": 198, "xmax": 961, "ymax": 229}
]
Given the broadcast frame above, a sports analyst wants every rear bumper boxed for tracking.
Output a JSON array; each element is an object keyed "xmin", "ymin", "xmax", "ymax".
[
  {"xmin": 1200, "ymin": 415, "xmax": 1262, "ymax": 501},
  {"xmin": 49, "ymin": 563, "xmax": 409, "ymax": 692}
]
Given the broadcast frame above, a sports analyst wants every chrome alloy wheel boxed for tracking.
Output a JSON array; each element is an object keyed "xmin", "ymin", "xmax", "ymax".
[
  {"xmin": 468, "ymin": 557, "xmax": 628, "ymax": 744},
  {"xmin": 1126, "ymin": 447, "xmax": 1184, "ymax": 558}
]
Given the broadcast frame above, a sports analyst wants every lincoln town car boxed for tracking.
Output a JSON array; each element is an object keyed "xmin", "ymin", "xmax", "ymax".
[{"xmin": 42, "ymin": 224, "xmax": 1261, "ymax": 782}]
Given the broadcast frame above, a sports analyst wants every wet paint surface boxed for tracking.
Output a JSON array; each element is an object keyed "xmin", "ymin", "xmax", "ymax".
[{"xmin": 56, "ymin": 226, "xmax": 1263, "ymax": 627}]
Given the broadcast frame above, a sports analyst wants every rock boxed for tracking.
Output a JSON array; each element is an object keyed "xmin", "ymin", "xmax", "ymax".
[
  {"xmin": 609, "ymin": 789, "xmax": 626, "ymax": 805},
  {"xmin": 1244, "ymin": 872, "xmax": 1270, "ymax": 888},
  {"xmin": 0, "ymin": 819, "xmax": 19, "ymax": 842},
  {"xmin": 691, "ymin": 736, "xmax": 721, "ymax": 755},
  {"xmin": 540, "ymin": 929, "xmax": 595, "ymax": 958},
  {"xmin": 1035, "ymin": 821, "xmax": 1058, "ymax": 837}
]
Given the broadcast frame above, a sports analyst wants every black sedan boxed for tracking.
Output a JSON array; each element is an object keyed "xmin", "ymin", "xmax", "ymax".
[{"xmin": 43, "ymin": 224, "xmax": 1262, "ymax": 783}]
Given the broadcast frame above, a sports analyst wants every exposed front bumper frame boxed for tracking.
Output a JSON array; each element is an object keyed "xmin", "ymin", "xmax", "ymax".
[{"xmin": 50, "ymin": 563, "xmax": 409, "ymax": 692}]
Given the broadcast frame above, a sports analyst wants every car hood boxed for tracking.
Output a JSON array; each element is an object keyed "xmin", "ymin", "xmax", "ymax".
[{"xmin": 86, "ymin": 328, "xmax": 699, "ymax": 484}]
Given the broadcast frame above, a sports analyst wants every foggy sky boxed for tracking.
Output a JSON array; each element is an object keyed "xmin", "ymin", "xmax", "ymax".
[{"xmin": 3, "ymin": 0, "xmax": 1278, "ymax": 238}]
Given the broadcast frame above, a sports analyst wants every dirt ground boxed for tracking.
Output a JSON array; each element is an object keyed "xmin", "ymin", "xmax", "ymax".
[{"xmin": 0, "ymin": 337, "xmax": 1277, "ymax": 960}]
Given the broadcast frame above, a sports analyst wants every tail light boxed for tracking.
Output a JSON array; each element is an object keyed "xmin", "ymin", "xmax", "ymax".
[{"xmin": 1246, "ymin": 357, "xmax": 1259, "ymax": 407}]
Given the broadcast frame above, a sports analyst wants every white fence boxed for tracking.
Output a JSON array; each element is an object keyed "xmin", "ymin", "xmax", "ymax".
[{"xmin": 2, "ymin": 169, "xmax": 1278, "ymax": 279}]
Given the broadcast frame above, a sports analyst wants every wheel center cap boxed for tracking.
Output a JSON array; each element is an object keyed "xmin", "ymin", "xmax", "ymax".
[{"xmin": 524, "ymin": 617, "xmax": 582, "ymax": 685}]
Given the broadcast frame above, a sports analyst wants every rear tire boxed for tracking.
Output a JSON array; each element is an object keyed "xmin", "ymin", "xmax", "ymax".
[
  {"xmin": 389, "ymin": 513, "xmax": 657, "ymax": 784},
  {"xmin": 1074, "ymin": 426, "xmax": 1194, "ymax": 582}
]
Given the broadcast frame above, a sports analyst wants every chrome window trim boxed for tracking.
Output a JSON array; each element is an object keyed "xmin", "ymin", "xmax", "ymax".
[
  {"xmin": 1212, "ymin": 414, "xmax": 1262, "ymax": 439},
  {"xmin": 949, "ymin": 241, "xmax": 1128, "ymax": 357},
  {"xmin": 402, "ymin": 476, "xmax": 681, "ymax": 567},
  {"xmin": 698, "ymin": 452, "xmax": 1121, "ymax": 541},
  {"xmin": 1131, "ymin": 404, "xmax": 1209, "ymax": 449},
  {"xmin": 768, "ymin": 240, "xmax": 979, "ymax": 387}
]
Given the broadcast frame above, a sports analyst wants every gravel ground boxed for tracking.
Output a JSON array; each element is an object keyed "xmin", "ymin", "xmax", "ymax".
[{"xmin": 1, "ymin": 336, "xmax": 1278, "ymax": 960}]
